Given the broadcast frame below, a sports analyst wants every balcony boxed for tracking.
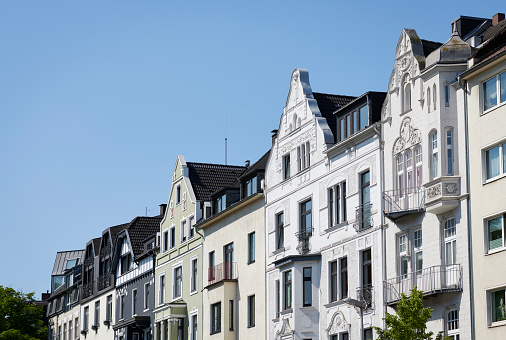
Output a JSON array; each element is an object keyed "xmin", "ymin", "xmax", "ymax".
[
  {"xmin": 385, "ymin": 264, "xmax": 462, "ymax": 305},
  {"xmin": 353, "ymin": 203, "xmax": 373, "ymax": 232},
  {"xmin": 100, "ymin": 242, "xmax": 111, "ymax": 258},
  {"xmin": 82, "ymin": 281, "xmax": 93, "ymax": 299},
  {"xmin": 97, "ymin": 273, "xmax": 112, "ymax": 291},
  {"xmin": 295, "ymin": 228, "xmax": 314, "ymax": 254},
  {"xmin": 84, "ymin": 256, "xmax": 94, "ymax": 267},
  {"xmin": 356, "ymin": 285, "xmax": 374, "ymax": 309},
  {"xmin": 424, "ymin": 177, "xmax": 461, "ymax": 214},
  {"xmin": 383, "ymin": 187, "xmax": 425, "ymax": 221},
  {"xmin": 208, "ymin": 262, "xmax": 238, "ymax": 286}
]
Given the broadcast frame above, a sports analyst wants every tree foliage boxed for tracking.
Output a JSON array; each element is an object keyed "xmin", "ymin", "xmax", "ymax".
[
  {"xmin": 0, "ymin": 286, "xmax": 47, "ymax": 340},
  {"xmin": 374, "ymin": 287, "xmax": 448, "ymax": 340}
]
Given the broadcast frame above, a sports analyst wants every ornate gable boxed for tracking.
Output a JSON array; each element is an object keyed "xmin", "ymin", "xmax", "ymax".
[
  {"xmin": 326, "ymin": 310, "xmax": 350, "ymax": 335},
  {"xmin": 392, "ymin": 117, "xmax": 422, "ymax": 154}
]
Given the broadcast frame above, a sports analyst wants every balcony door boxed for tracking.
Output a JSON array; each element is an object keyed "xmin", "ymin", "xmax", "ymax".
[
  {"xmin": 360, "ymin": 171, "xmax": 371, "ymax": 229},
  {"xmin": 224, "ymin": 243, "xmax": 234, "ymax": 279},
  {"xmin": 444, "ymin": 219, "xmax": 457, "ymax": 287}
]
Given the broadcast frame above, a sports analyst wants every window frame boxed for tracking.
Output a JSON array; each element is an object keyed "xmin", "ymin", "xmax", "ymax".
[
  {"xmin": 162, "ymin": 230, "xmax": 169, "ymax": 253},
  {"xmin": 330, "ymin": 260, "xmax": 338, "ymax": 302},
  {"xmin": 191, "ymin": 258, "xmax": 198, "ymax": 294},
  {"xmin": 483, "ymin": 141, "xmax": 506, "ymax": 182},
  {"xmin": 303, "ymin": 267, "xmax": 312, "ymax": 307},
  {"xmin": 282, "ymin": 153, "xmax": 291, "ymax": 180},
  {"xmin": 283, "ymin": 270, "xmax": 292, "ymax": 310},
  {"xmin": 132, "ymin": 289, "xmax": 137, "ymax": 316},
  {"xmin": 210, "ymin": 302, "xmax": 221, "ymax": 334},
  {"xmin": 158, "ymin": 274, "xmax": 165, "ymax": 305},
  {"xmin": 94, "ymin": 301, "xmax": 100, "ymax": 327},
  {"xmin": 340, "ymin": 257, "xmax": 348, "ymax": 299},
  {"xmin": 144, "ymin": 283, "xmax": 150, "ymax": 311},
  {"xmin": 446, "ymin": 128, "xmax": 454, "ymax": 176},
  {"xmin": 276, "ymin": 212, "xmax": 284, "ymax": 250},
  {"xmin": 300, "ymin": 199, "xmax": 312, "ymax": 233},
  {"xmin": 176, "ymin": 184, "xmax": 181, "ymax": 205},
  {"xmin": 328, "ymin": 182, "xmax": 346, "ymax": 228},
  {"xmin": 485, "ymin": 213, "xmax": 506, "ymax": 253},
  {"xmin": 106, "ymin": 294, "xmax": 112, "ymax": 321},
  {"xmin": 173, "ymin": 265, "xmax": 183, "ymax": 299},
  {"xmin": 446, "ymin": 308, "xmax": 459, "ymax": 339},
  {"xmin": 482, "ymin": 70, "xmax": 506, "ymax": 113},
  {"xmin": 180, "ymin": 219, "xmax": 187, "ymax": 243},
  {"xmin": 170, "ymin": 226, "xmax": 176, "ymax": 249},
  {"xmin": 413, "ymin": 229, "xmax": 423, "ymax": 275},
  {"xmin": 430, "ymin": 131, "xmax": 439, "ymax": 180},
  {"xmin": 247, "ymin": 295, "xmax": 255, "ymax": 327},
  {"xmin": 248, "ymin": 232, "xmax": 256, "ymax": 264}
]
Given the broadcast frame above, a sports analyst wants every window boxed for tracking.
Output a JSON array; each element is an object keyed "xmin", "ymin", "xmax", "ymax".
[
  {"xmin": 362, "ymin": 249, "xmax": 372, "ymax": 288},
  {"xmin": 486, "ymin": 214, "xmax": 505, "ymax": 252},
  {"xmin": 490, "ymin": 288, "xmax": 506, "ymax": 323},
  {"xmin": 174, "ymin": 266, "xmax": 182, "ymax": 299},
  {"xmin": 340, "ymin": 257, "xmax": 348, "ymax": 299},
  {"xmin": 248, "ymin": 295, "xmax": 255, "ymax": 327},
  {"xmin": 447, "ymin": 309, "xmax": 459, "ymax": 339},
  {"xmin": 176, "ymin": 184, "xmax": 181, "ymax": 205},
  {"xmin": 359, "ymin": 104, "xmax": 369, "ymax": 130},
  {"xmin": 353, "ymin": 111, "xmax": 358, "ymax": 133},
  {"xmin": 445, "ymin": 219, "xmax": 457, "ymax": 265},
  {"xmin": 403, "ymin": 75, "xmax": 412, "ymax": 112},
  {"xmin": 364, "ymin": 328, "xmax": 373, "ymax": 340},
  {"xmin": 431, "ymin": 132, "xmax": 438, "ymax": 179},
  {"xmin": 132, "ymin": 289, "xmax": 137, "ymax": 316},
  {"xmin": 433, "ymin": 84, "xmax": 437, "ymax": 110},
  {"xmin": 445, "ymin": 84, "xmax": 450, "ymax": 107},
  {"xmin": 303, "ymin": 267, "xmax": 312, "ymax": 307},
  {"xmin": 106, "ymin": 295, "xmax": 112, "ymax": 321},
  {"xmin": 446, "ymin": 129, "xmax": 454, "ymax": 176},
  {"xmin": 427, "ymin": 87, "xmax": 431, "ymax": 113},
  {"xmin": 209, "ymin": 251, "xmax": 215, "ymax": 280},
  {"xmin": 93, "ymin": 301, "xmax": 100, "ymax": 327},
  {"xmin": 191, "ymin": 314, "xmax": 198, "ymax": 340},
  {"xmin": 120, "ymin": 253, "xmax": 131, "ymax": 275},
  {"xmin": 414, "ymin": 229, "xmax": 423, "ymax": 275},
  {"xmin": 191, "ymin": 258, "xmax": 198, "ymax": 293},
  {"xmin": 399, "ymin": 234, "xmax": 408, "ymax": 278},
  {"xmin": 170, "ymin": 226, "xmax": 176, "ymax": 249},
  {"xmin": 300, "ymin": 199, "xmax": 312, "ymax": 232},
  {"xmin": 346, "ymin": 115, "xmax": 351, "ymax": 137},
  {"xmin": 159, "ymin": 275, "xmax": 165, "ymax": 305},
  {"xmin": 360, "ymin": 171, "xmax": 371, "ymax": 229},
  {"xmin": 65, "ymin": 259, "xmax": 77, "ymax": 270},
  {"xmin": 406, "ymin": 150, "xmax": 413, "ymax": 193},
  {"xmin": 483, "ymin": 71, "xmax": 506, "ymax": 111},
  {"xmin": 144, "ymin": 283, "xmax": 150, "ymax": 310},
  {"xmin": 59, "ymin": 326, "xmax": 62, "ymax": 340},
  {"xmin": 181, "ymin": 220, "xmax": 187, "ymax": 243},
  {"xmin": 330, "ymin": 261, "xmax": 338, "ymax": 302},
  {"xmin": 53, "ymin": 276, "xmax": 64, "ymax": 291},
  {"xmin": 414, "ymin": 146, "xmax": 422, "ymax": 188},
  {"xmin": 328, "ymin": 182, "xmax": 346, "ymax": 227},
  {"xmin": 68, "ymin": 321, "xmax": 72, "ymax": 340},
  {"xmin": 244, "ymin": 176, "xmax": 257, "ymax": 197},
  {"xmin": 163, "ymin": 230, "xmax": 169, "ymax": 253},
  {"xmin": 297, "ymin": 142, "xmax": 310, "ymax": 172},
  {"xmin": 189, "ymin": 216, "xmax": 195, "ymax": 239},
  {"xmin": 229, "ymin": 300, "xmax": 234, "ymax": 330},
  {"xmin": 224, "ymin": 243, "xmax": 234, "ymax": 279},
  {"xmin": 283, "ymin": 270, "xmax": 292, "ymax": 310},
  {"xmin": 248, "ymin": 232, "xmax": 255, "ymax": 264},
  {"xmin": 275, "ymin": 280, "xmax": 280, "ymax": 318},
  {"xmin": 282, "ymin": 154, "xmax": 291, "ymax": 180},
  {"xmin": 484, "ymin": 142, "xmax": 506, "ymax": 181},
  {"xmin": 83, "ymin": 306, "xmax": 89, "ymax": 331},
  {"xmin": 214, "ymin": 193, "xmax": 226, "ymax": 214},
  {"xmin": 397, "ymin": 154, "xmax": 404, "ymax": 197},
  {"xmin": 119, "ymin": 295, "xmax": 124, "ymax": 320},
  {"xmin": 74, "ymin": 318, "xmax": 78, "ymax": 339},
  {"xmin": 64, "ymin": 324, "xmax": 67, "ymax": 340},
  {"xmin": 276, "ymin": 212, "xmax": 284, "ymax": 249},
  {"xmin": 210, "ymin": 302, "xmax": 221, "ymax": 334},
  {"xmin": 340, "ymin": 119, "xmax": 345, "ymax": 141}
]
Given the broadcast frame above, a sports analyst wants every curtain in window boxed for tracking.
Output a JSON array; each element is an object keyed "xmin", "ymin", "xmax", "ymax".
[
  {"xmin": 484, "ymin": 77, "xmax": 497, "ymax": 110},
  {"xmin": 487, "ymin": 146, "xmax": 500, "ymax": 179},
  {"xmin": 488, "ymin": 217, "xmax": 503, "ymax": 250}
]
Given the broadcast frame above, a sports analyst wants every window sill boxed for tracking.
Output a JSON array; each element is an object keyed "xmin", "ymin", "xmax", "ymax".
[
  {"xmin": 280, "ymin": 308, "xmax": 293, "ymax": 315},
  {"xmin": 272, "ymin": 247, "xmax": 289, "ymax": 255},
  {"xmin": 190, "ymin": 290, "xmax": 198, "ymax": 296},
  {"xmin": 486, "ymin": 247, "xmax": 506, "ymax": 256},
  {"xmin": 481, "ymin": 100, "xmax": 506, "ymax": 117},
  {"xmin": 324, "ymin": 299, "xmax": 348, "ymax": 308},
  {"xmin": 247, "ymin": 260, "xmax": 256, "ymax": 265},
  {"xmin": 300, "ymin": 306, "xmax": 316, "ymax": 311},
  {"xmin": 489, "ymin": 319, "xmax": 506, "ymax": 328},
  {"xmin": 484, "ymin": 172, "xmax": 506, "ymax": 185},
  {"xmin": 210, "ymin": 330, "xmax": 221, "ymax": 335},
  {"xmin": 247, "ymin": 324, "xmax": 255, "ymax": 328},
  {"xmin": 325, "ymin": 221, "xmax": 348, "ymax": 233}
]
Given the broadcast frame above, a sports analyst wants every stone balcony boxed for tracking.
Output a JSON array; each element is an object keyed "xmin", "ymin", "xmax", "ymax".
[{"xmin": 424, "ymin": 176, "xmax": 461, "ymax": 214}]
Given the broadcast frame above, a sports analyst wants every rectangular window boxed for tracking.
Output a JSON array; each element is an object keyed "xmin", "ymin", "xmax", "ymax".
[
  {"xmin": 74, "ymin": 318, "xmax": 78, "ymax": 339},
  {"xmin": 346, "ymin": 115, "xmax": 351, "ymax": 137},
  {"xmin": 446, "ymin": 129, "xmax": 454, "ymax": 176},
  {"xmin": 248, "ymin": 232, "xmax": 255, "ymax": 264},
  {"xmin": 191, "ymin": 258, "xmax": 198, "ymax": 293},
  {"xmin": 210, "ymin": 302, "xmax": 221, "ymax": 334},
  {"xmin": 485, "ymin": 143, "xmax": 506, "ymax": 180},
  {"xmin": 214, "ymin": 193, "xmax": 226, "ymax": 214},
  {"xmin": 248, "ymin": 295, "xmax": 255, "ymax": 327},
  {"xmin": 414, "ymin": 229, "xmax": 423, "ymax": 275},
  {"xmin": 83, "ymin": 306, "xmax": 89, "ymax": 331},
  {"xmin": 491, "ymin": 288, "xmax": 506, "ymax": 323},
  {"xmin": 399, "ymin": 234, "xmax": 408, "ymax": 278},
  {"xmin": 487, "ymin": 215, "xmax": 505, "ymax": 251},
  {"xmin": 303, "ymin": 267, "xmax": 312, "ymax": 307},
  {"xmin": 340, "ymin": 257, "xmax": 348, "ymax": 299},
  {"xmin": 328, "ymin": 187, "xmax": 335, "ymax": 227},
  {"xmin": 63, "ymin": 324, "xmax": 67, "ymax": 340},
  {"xmin": 106, "ymin": 295, "xmax": 112, "ymax": 321},
  {"xmin": 300, "ymin": 199, "xmax": 312, "ymax": 232},
  {"xmin": 275, "ymin": 280, "xmax": 280, "ymax": 318},
  {"xmin": 120, "ymin": 295, "xmax": 124, "ymax": 320},
  {"xmin": 328, "ymin": 182, "xmax": 346, "ymax": 225},
  {"xmin": 283, "ymin": 270, "xmax": 292, "ymax": 310},
  {"xmin": 276, "ymin": 212, "xmax": 284, "ymax": 249},
  {"xmin": 94, "ymin": 301, "xmax": 99, "ymax": 327},
  {"xmin": 445, "ymin": 85, "xmax": 450, "ymax": 107},
  {"xmin": 170, "ymin": 227, "xmax": 176, "ymax": 249},
  {"xmin": 244, "ymin": 176, "xmax": 257, "ymax": 197},
  {"xmin": 364, "ymin": 328, "xmax": 373, "ymax": 340},
  {"xmin": 330, "ymin": 261, "xmax": 338, "ymax": 302},
  {"xmin": 359, "ymin": 104, "xmax": 369, "ymax": 130},
  {"xmin": 283, "ymin": 154, "xmax": 291, "ymax": 180},
  {"xmin": 174, "ymin": 266, "xmax": 182, "ymax": 299},
  {"xmin": 353, "ymin": 110, "xmax": 358, "ymax": 133},
  {"xmin": 483, "ymin": 72, "xmax": 506, "ymax": 111},
  {"xmin": 181, "ymin": 220, "xmax": 187, "ymax": 243},
  {"xmin": 229, "ymin": 300, "xmax": 234, "ymax": 330},
  {"xmin": 163, "ymin": 230, "xmax": 169, "ymax": 253},
  {"xmin": 431, "ymin": 132, "xmax": 438, "ymax": 179},
  {"xmin": 297, "ymin": 143, "xmax": 310, "ymax": 172},
  {"xmin": 189, "ymin": 216, "xmax": 195, "ymax": 239},
  {"xmin": 159, "ymin": 275, "xmax": 165, "ymax": 305},
  {"xmin": 447, "ymin": 309, "xmax": 459, "ymax": 339},
  {"xmin": 340, "ymin": 119, "xmax": 345, "ymax": 141},
  {"xmin": 144, "ymin": 283, "xmax": 149, "ymax": 310},
  {"xmin": 444, "ymin": 219, "xmax": 457, "ymax": 266},
  {"xmin": 68, "ymin": 321, "xmax": 72, "ymax": 340},
  {"xmin": 191, "ymin": 315, "xmax": 198, "ymax": 340},
  {"xmin": 209, "ymin": 251, "xmax": 215, "ymax": 280},
  {"xmin": 132, "ymin": 289, "xmax": 137, "ymax": 316},
  {"xmin": 176, "ymin": 184, "xmax": 181, "ymax": 205},
  {"xmin": 120, "ymin": 253, "xmax": 131, "ymax": 275},
  {"xmin": 362, "ymin": 249, "xmax": 372, "ymax": 287}
]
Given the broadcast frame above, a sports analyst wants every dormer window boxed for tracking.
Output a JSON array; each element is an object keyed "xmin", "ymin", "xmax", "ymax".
[
  {"xmin": 214, "ymin": 193, "xmax": 226, "ymax": 214},
  {"xmin": 244, "ymin": 176, "xmax": 257, "ymax": 198},
  {"xmin": 65, "ymin": 259, "xmax": 77, "ymax": 270},
  {"xmin": 120, "ymin": 253, "xmax": 132, "ymax": 275}
]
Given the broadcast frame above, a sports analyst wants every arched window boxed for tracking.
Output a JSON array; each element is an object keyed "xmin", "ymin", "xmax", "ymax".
[
  {"xmin": 396, "ymin": 154, "xmax": 404, "ymax": 197},
  {"xmin": 427, "ymin": 87, "xmax": 431, "ymax": 113},
  {"xmin": 415, "ymin": 146, "xmax": 422, "ymax": 188},
  {"xmin": 430, "ymin": 131, "xmax": 438, "ymax": 179},
  {"xmin": 433, "ymin": 84, "xmax": 437, "ymax": 110},
  {"xmin": 406, "ymin": 149, "xmax": 413, "ymax": 194},
  {"xmin": 402, "ymin": 75, "xmax": 412, "ymax": 112}
]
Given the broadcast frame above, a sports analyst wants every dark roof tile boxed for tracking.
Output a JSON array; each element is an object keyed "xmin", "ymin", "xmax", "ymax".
[
  {"xmin": 313, "ymin": 92, "xmax": 357, "ymax": 142},
  {"xmin": 421, "ymin": 39, "xmax": 443, "ymax": 57},
  {"xmin": 187, "ymin": 162, "xmax": 247, "ymax": 201}
]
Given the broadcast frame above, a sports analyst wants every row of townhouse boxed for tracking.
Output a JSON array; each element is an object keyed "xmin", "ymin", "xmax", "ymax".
[{"xmin": 46, "ymin": 11, "xmax": 506, "ymax": 340}]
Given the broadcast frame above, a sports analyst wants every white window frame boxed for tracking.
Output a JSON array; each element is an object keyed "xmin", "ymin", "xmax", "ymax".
[
  {"xmin": 132, "ymin": 289, "xmax": 137, "ymax": 317},
  {"xmin": 180, "ymin": 219, "xmax": 187, "ymax": 244},
  {"xmin": 431, "ymin": 131, "xmax": 439, "ymax": 180},
  {"xmin": 482, "ymin": 70, "xmax": 506, "ymax": 113},
  {"xmin": 444, "ymin": 218, "xmax": 457, "ymax": 265},
  {"xmin": 328, "ymin": 181, "xmax": 346, "ymax": 227},
  {"xmin": 483, "ymin": 141, "xmax": 506, "ymax": 183},
  {"xmin": 413, "ymin": 229, "xmax": 422, "ymax": 275},
  {"xmin": 484, "ymin": 213, "xmax": 506, "ymax": 254},
  {"xmin": 427, "ymin": 87, "xmax": 431, "ymax": 113},
  {"xmin": 144, "ymin": 283, "xmax": 150, "ymax": 311},
  {"xmin": 433, "ymin": 84, "xmax": 437, "ymax": 110},
  {"xmin": 446, "ymin": 308, "xmax": 459, "ymax": 339},
  {"xmin": 398, "ymin": 234, "xmax": 408, "ymax": 278},
  {"xmin": 162, "ymin": 230, "xmax": 169, "ymax": 253},
  {"xmin": 405, "ymin": 149, "xmax": 413, "ymax": 194},
  {"xmin": 446, "ymin": 128, "xmax": 454, "ymax": 176},
  {"xmin": 189, "ymin": 311, "xmax": 198, "ymax": 340},
  {"xmin": 190, "ymin": 257, "xmax": 198, "ymax": 294},
  {"xmin": 282, "ymin": 153, "xmax": 290, "ymax": 180},
  {"xmin": 176, "ymin": 184, "xmax": 181, "ymax": 205},
  {"xmin": 275, "ymin": 212, "xmax": 284, "ymax": 250},
  {"xmin": 402, "ymin": 75, "xmax": 412, "ymax": 112},
  {"xmin": 158, "ymin": 273, "xmax": 166, "ymax": 305},
  {"xmin": 415, "ymin": 145, "xmax": 423, "ymax": 188},
  {"xmin": 396, "ymin": 154, "xmax": 404, "ymax": 197},
  {"xmin": 106, "ymin": 294, "xmax": 112, "ymax": 322},
  {"xmin": 169, "ymin": 226, "xmax": 176, "ymax": 249},
  {"xmin": 173, "ymin": 264, "xmax": 183, "ymax": 300},
  {"xmin": 488, "ymin": 286, "xmax": 506, "ymax": 325},
  {"xmin": 189, "ymin": 215, "xmax": 195, "ymax": 239}
]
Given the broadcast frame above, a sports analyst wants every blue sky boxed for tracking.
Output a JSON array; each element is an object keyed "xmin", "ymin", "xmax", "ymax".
[{"xmin": 0, "ymin": 1, "xmax": 503, "ymax": 297}]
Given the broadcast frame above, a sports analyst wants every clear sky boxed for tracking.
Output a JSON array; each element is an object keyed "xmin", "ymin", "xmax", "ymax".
[{"xmin": 0, "ymin": 1, "xmax": 503, "ymax": 297}]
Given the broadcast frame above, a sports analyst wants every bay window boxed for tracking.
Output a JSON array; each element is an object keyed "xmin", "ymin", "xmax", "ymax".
[
  {"xmin": 446, "ymin": 129, "xmax": 454, "ymax": 176},
  {"xmin": 431, "ymin": 131, "xmax": 438, "ymax": 179}
]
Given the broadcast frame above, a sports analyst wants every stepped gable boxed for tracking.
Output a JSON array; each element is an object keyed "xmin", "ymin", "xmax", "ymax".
[{"xmin": 187, "ymin": 162, "xmax": 247, "ymax": 201}]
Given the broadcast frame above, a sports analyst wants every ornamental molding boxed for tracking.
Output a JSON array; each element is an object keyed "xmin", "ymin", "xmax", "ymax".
[
  {"xmin": 393, "ymin": 117, "xmax": 421, "ymax": 154},
  {"xmin": 443, "ymin": 183, "xmax": 458, "ymax": 195},
  {"xmin": 278, "ymin": 129, "xmax": 317, "ymax": 167},
  {"xmin": 275, "ymin": 318, "xmax": 294, "ymax": 340},
  {"xmin": 326, "ymin": 310, "xmax": 350, "ymax": 335},
  {"xmin": 427, "ymin": 183, "xmax": 441, "ymax": 199}
]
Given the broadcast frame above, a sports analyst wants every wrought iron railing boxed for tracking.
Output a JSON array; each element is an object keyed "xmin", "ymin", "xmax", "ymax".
[
  {"xmin": 383, "ymin": 187, "xmax": 425, "ymax": 215},
  {"xmin": 82, "ymin": 281, "xmax": 93, "ymax": 299},
  {"xmin": 84, "ymin": 256, "xmax": 94, "ymax": 267},
  {"xmin": 97, "ymin": 273, "xmax": 112, "ymax": 291},
  {"xmin": 385, "ymin": 264, "xmax": 462, "ymax": 304},
  {"xmin": 354, "ymin": 202, "xmax": 372, "ymax": 231},
  {"xmin": 295, "ymin": 228, "xmax": 314, "ymax": 254},
  {"xmin": 357, "ymin": 285, "xmax": 374, "ymax": 309},
  {"xmin": 208, "ymin": 262, "xmax": 238, "ymax": 285},
  {"xmin": 100, "ymin": 242, "xmax": 111, "ymax": 258}
]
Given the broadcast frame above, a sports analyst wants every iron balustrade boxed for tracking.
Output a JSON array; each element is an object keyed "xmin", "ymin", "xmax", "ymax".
[
  {"xmin": 295, "ymin": 228, "xmax": 314, "ymax": 254},
  {"xmin": 97, "ymin": 273, "xmax": 112, "ymax": 291},
  {"xmin": 100, "ymin": 242, "xmax": 111, "ymax": 258},
  {"xmin": 383, "ymin": 187, "xmax": 425, "ymax": 217},
  {"xmin": 84, "ymin": 256, "xmax": 94, "ymax": 267},
  {"xmin": 354, "ymin": 202, "xmax": 373, "ymax": 231},
  {"xmin": 385, "ymin": 264, "xmax": 462, "ymax": 304},
  {"xmin": 82, "ymin": 281, "xmax": 93, "ymax": 299},
  {"xmin": 208, "ymin": 262, "xmax": 238, "ymax": 286},
  {"xmin": 356, "ymin": 285, "xmax": 374, "ymax": 309}
]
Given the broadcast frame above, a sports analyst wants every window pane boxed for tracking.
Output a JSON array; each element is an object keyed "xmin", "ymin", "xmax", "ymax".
[
  {"xmin": 492, "ymin": 289, "xmax": 506, "ymax": 322},
  {"xmin": 484, "ymin": 77, "xmax": 498, "ymax": 110},
  {"xmin": 415, "ymin": 251, "xmax": 423, "ymax": 273},
  {"xmin": 501, "ymin": 72, "xmax": 506, "ymax": 104},
  {"xmin": 487, "ymin": 146, "xmax": 501, "ymax": 179},
  {"xmin": 340, "ymin": 119, "xmax": 345, "ymax": 140},
  {"xmin": 346, "ymin": 116, "xmax": 350, "ymax": 137},
  {"xmin": 353, "ymin": 111, "xmax": 358, "ymax": 133},
  {"xmin": 400, "ymin": 256, "xmax": 408, "ymax": 277},
  {"xmin": 360, "ymin": 105, "xmax": 369, "ymax": 130},
  {"xmin": 488, "ymin": 217, "xmax": 503, "ymax": 250}
]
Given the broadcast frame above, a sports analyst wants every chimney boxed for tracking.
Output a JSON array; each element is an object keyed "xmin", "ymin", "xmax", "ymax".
[
  {"xmin": 159, "ymin": 204, "xmax": 167, "ymax": 216},
  {"xmin": 271, "ymin": 129, "xmax": 278, "ymax": 146},
  {"xmin": 493, "ymin": 13, "xmax": 505, "ymax": 25},
  {"xmin": 245, "ymin": 160, "xmax": 250, "ymax": 167}
]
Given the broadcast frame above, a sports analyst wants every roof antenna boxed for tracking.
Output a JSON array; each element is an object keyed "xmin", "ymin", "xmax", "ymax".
[{"xmin": 225, "ymin": 106, "xmax": 228, "ymax": 165}]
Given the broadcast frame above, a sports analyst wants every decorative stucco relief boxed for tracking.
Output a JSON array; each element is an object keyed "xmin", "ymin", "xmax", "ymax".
[
  {"xmin": 276, "ymin": 318, "xmax": 294, "ymax": 340},
  {"xmin": 443, "ymin": 183, "xmax": 458, "ymax": 195},
  {"xmin": 393, "ymin": 117, "xmax": 422, "ymax": 154},
  {"xmin": 427, "ymin": 184, "xmax": 442, "ymax": 199},
  {"xmin": 278, "ymin": 129, "xmax": 316, "ymax": 157},
  {"xmin": 326, "ymin": 310, "xmax": 350, "ymax": 335}
]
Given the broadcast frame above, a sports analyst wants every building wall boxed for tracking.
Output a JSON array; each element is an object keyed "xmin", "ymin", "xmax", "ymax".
[{"xmin": 80, "ymin": 289, "xmax": 116, "ymax": 340}]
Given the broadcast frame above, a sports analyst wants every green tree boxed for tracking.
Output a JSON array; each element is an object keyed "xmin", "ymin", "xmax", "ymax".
[
  {"xmin": 0, "ymin": 286, "xmax": 47, "ymax": 340},
  {"xmin": 374, "ymin": 287, "xmax": 448, "ymax": 340}
]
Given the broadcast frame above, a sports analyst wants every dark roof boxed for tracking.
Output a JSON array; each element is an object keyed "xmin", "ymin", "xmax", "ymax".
[
  {"xmin": 239, "ymin": 150, "xmax": 270, "ymax": 180},
  {"xmin": 471, "ymin": 20, "xmax": 506, "ymax": 63},
  {"xmin": 480, "ymin": 18, "xmax": 506, "ymax": 42},
  {"xmin": 51, "ymin": 250, "xmax": 85, "ymax": 276},
  {"xmin": 92, "ymin": 238, "xmax": 101, "ymax": 256},
  {"xmin": 187, "ymin": 162, "xmax": 247, "ymax": 201},
  {"xmin": 313, "ymin": 92, "xmax": 356, "ymax": 141},
  {"xmin": 421, "ymin": 39, "xmax": 443, "ymax": 57},
  {"xmin": 125, "ymin": 216, "xmax": 163, "ymax": 256}
]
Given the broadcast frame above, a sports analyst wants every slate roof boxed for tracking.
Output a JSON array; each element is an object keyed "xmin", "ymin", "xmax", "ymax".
[
  {"xmin": 421, "ymin": 39, "xmax": 443, "ymax": 57},
  {"xmin": 480, "ymin": 18, "xmax": 506, "ymax": 42},
  {"xmin": 313, "ymin": 92, "xmax": 357, "ymax": 142},
  {"xmin": 92, "ymin": 238, "xmax": 101, "ymax": 256},
  {"xmin": 471, "ymin": 20, "xmax": 506, "ymax": 63},
  {"xmin": 239, "ymin": 150, "xmax": 270, "ymax": 180},
  {"xmin": 125, "ymin": 216, "xmax": 163, "ymax": 256},
  {"xmin": 51, "ymin": 250, "xmax": 85, "ymax": 276},
  {"xmin": 187, "ymin": 162, "xmax": 247, "ymax": 201}
]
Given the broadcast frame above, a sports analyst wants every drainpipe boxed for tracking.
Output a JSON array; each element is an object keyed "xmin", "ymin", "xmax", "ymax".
[{"xmin": 459, "ymin": 78, "xmax": 475, "ymax": 340}]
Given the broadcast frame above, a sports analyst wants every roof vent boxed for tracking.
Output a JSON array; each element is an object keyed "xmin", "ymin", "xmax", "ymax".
[{"xmin": 245, "ymin": 160, "xmax": 250, "ymax": 167}]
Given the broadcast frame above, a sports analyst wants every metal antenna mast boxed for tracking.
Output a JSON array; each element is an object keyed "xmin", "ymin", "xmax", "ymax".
[{"xmin": 225, "ymin": 107, "xmax": 228, "ymax": 165}]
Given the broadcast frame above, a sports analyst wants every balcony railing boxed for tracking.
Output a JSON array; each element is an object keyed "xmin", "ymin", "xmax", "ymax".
[
  {"xmin": 208, "ymin": 262, "xmax": 238, "ymax": 286},
  {"xmin": 97, "ymin": 273, "xmax": 112, "ymax": 291},
  {"xmin": 82, "ymin": 281, "xmax": 93, "ymax": 299},
  {"xmin": 100, "ymin": 242, "xmax": 111, "ymax": 258},
  {"xmin": 385, "ymin": 264, "xmax": 462, "ymax": 304},
  {"xmin": 295, "ymin": 228, "xmax": 314, "ymax": 254},
  {"xmin": 84, "ymin": 256, "xmax": 94, "ymax": 267},
  {"xmin": 383, "ymin": 187, "xmax": 425, "ymax": 220},
  {"xmin": 354, "ymin": 202, "xmax": 372, "ymax": 231},
  {"xmin": 356, "ymin": 285, "xmax": 374, "ymax": 309}
]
